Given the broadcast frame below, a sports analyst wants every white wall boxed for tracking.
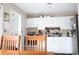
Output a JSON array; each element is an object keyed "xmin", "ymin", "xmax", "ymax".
[
  {"xmin": 0, "ymin": 5, "xmax": 3, "ymax": 35},
  {"xmin": 26, "ymin": 16, "xmax": 73, "ymax": 29},
  {"xmin": 0, "ymin": 5, "xmax": 3, "ymax": 48},
  {"xmin": 0, "ymin": 3, "xmax": 27, "ymax": 50},
  {"xmin": 3, "ymin": 21, "xmax": 10, "ymax": 35},
  {"xmin": 78, "ymin": 4, "xmax": 79, "ymax": 54},
  {"xmin": 3, "ymin": 10, "xmax": 19, "ymax": 36}
]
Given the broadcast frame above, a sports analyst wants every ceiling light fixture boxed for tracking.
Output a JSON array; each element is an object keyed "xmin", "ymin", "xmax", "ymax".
[
  {"xmin": 47, "ymin": 3, "xmax": 53, "ymax": 8},
  {"xmin": 47, "ymin": 3, "xmax": 53, "ymax": 5}
]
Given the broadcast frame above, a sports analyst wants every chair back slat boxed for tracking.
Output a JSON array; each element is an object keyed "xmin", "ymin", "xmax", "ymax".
[
  {"xmin": 10, "ymin": 40, "xmax": 11, "ymax": 50},
  {"xmin": 7, "ymin": 40, "xmax": 9, "ymax": 50}
]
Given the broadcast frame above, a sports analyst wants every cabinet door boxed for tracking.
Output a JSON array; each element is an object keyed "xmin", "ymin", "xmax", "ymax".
[
  {"xmin": 53, "ymin": 38, "xmax": 61, "ymax": 53},
  {"xmin": 27, "ymin": 19, "xmax": 34, "ymax": 27},
  {"xmin": 47, "ymin": 37, "xmax": 73, "ymax": 53},
  {"xmin": 47, "ymin": 37, "xmax": 60, "ymax": 53},
  {"xmin": 59, "ymin": 38, "xmax": 67, "ymax": 53},
  {"xmin": 26, "ymin": 18, "xmax": 39, "ymax": 27},
  {"xmin": 60, "ymin": 37, "xmax": 73, "ymax": 53},
  {"xmin": 58, "ymin": 37, "xmax": 73, "ymax": 53},
  {"xmin": 65, "ymin": 38, "xmax": 73, "ymax": 53},
  {"xmin": 47, "ymin": 37, "xmax": 55, "ymax": 52},
  {"xmin": 33, "ymin": 18, "xmax": 39, "ymax": 27},
  {"xmin": 53, "ymin": 37, "xmax": 67, "ymax": 53}
]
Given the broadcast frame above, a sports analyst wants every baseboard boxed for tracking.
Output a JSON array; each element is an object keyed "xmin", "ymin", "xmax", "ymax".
[{"xmin": 54, "ymin": 53, "xmax": 73, "ymax": 55}]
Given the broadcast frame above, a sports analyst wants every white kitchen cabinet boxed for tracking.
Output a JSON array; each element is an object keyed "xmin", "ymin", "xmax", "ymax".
[
  {"xmin": 26, "ymin": 16, "xmax": 73, "ymax": 29},
  {"xmin": 47, "ymin": 37, "xmax": 61, "ymax": 53},
  {"xmin": 59, "ymin": 37, "xmax": 73, "ymax": 53},
  {"xmin": 26, "ymin": 18, "xmax": 38, "ymax": 27},
  {"xmin": 64, "ymin": 37, "xmax": 73, "ymax": 53},
  {"xmin": 27, "ymin": 19, "xmax": 34, "ymax": 27},
  {"xmin": 47, "ymin": 37, "xmax": 76, "ymax": 54},
  {"xmin": 47, "ymin": 37, "xmax": 58, "ymax": 53}
]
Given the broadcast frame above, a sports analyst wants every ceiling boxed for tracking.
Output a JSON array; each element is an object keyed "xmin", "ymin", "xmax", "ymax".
[{"xmin": 14, "ymin": 3, "xmax": 77, "ymax": 17}]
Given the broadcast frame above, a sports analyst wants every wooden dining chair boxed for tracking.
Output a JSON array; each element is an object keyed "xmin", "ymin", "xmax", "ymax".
[
  {"xmin": 1, "ymin": 35, "xmax": 20, "ymax": 55},
  {"xmin": 2, "ymin": 35, "xmax": 20, "ymax": 50},
  {"xmin": 25, "ymin": 35, "xmax": 47, "ymax": 52},
  {"xmin": 0, "ymin": 35, "xmax": 2, "ymax": 49}
]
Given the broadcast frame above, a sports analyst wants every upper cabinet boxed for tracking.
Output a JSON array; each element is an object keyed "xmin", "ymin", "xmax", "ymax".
[
  {"xmin": 26, "ymin": 18, "xmax": 40, "ymax": 27},
  {"xmin": 26, "ymin": 16, "xmax": 74, "ymax": 29}
]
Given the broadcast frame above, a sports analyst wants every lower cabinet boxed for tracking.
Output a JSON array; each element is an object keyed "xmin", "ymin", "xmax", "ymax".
[{"xmin": 47, "ymin": 37, "xmax": 74, "ymax": 54}]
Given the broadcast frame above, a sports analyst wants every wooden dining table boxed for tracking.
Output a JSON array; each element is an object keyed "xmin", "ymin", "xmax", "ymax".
[{"xmin": 0, "ymin": 50, "xmax": 54, "ymax": 55}]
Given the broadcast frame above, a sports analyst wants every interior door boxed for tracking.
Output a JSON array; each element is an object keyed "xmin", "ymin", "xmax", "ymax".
[
  {"xmin": 10, "ymin": 10, "xmax": 20, "ymax": 35},
  {"xmin": 10, "ymin": 10, "xmax": 22, "ymax": 50}
]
